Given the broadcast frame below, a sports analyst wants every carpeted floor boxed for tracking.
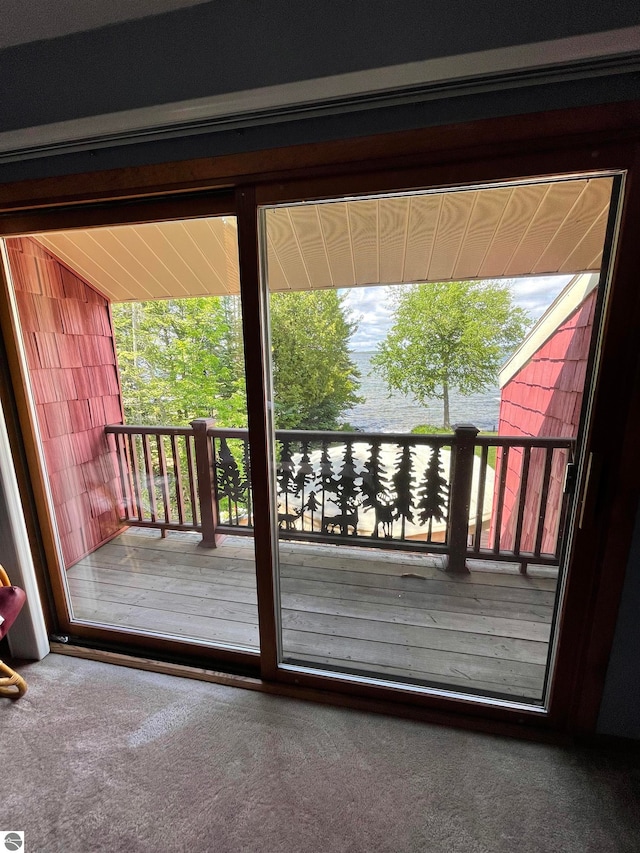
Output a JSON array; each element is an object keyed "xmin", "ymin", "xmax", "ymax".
[{"xmin": 1, "ymin": 654, "xmax": 639, "ymax": 853}]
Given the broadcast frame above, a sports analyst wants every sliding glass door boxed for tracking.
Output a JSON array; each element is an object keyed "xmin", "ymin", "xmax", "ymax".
[
  {"xmin": 2, "ymin": 207, "xmax": 262, "ymax": 658},
  {"xmin": 259, "ymin": 173, "xmax": 620, "ymax": 705}
]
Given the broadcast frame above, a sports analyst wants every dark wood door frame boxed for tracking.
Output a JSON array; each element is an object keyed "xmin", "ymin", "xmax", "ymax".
[{"xmin": 1, "ymin": 101, "xmax": 639, "ymax": 735}]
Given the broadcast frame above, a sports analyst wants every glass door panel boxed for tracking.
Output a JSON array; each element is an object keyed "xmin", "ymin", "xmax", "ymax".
[
  {"xmin": 260, "ymin": 174, "xmax": 618, "ymax": 704},
  {"xmin": 2, "ymin": 214, "xmax": 260, "ymax": 652}
]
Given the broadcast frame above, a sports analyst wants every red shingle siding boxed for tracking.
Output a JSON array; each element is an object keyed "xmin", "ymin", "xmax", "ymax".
[
  {"xmin": 494, "ymin": 291, "xmax": 596, "ymax": 555},
  {"xmin": 7, "ymin": 236, "xmax": 125, "ymax": 568}
]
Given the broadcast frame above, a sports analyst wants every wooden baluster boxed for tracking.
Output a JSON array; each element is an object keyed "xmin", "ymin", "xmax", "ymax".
[
  {"xmin": 555, "ymin": 448, "xmax": 574, "ymax": 560},
  {"xmin": 170, "ymin": 434, "xmax": 186, "ymax": 526},
  {"xmin": 142, "ymin": 434, "xmax": 158, "ymax": 523},
  {"xmin": 185, "ymin": 434, "xmax": 199, "ymax": 527},
  {"xmin": 534, "ymin": 446, "xmax": 554, "ymax": 558},
  {"xmin": 513, "ymin": 446, "xmax": 532, "ymax": 573},
  {"xmin": 492, "ymin": 445, "xmax": 510, "ymax": 555},
  {"xmin": 156, "ymin": 434, "xmax": 171, "ymax": 536},
  {"xmin": 473, "ymin": 444, "xmax": 489, "ymax": 552},
  {"xmin": 128, "ymin": 433, "xmax": 144, "ymax": 521},
  {"xmin": 111, "ymin": 431, "xmax": 131, "ymax": 521},
  {"xmin": 123, "ymin": 433, "xmax": 137, "ymax": 520}
]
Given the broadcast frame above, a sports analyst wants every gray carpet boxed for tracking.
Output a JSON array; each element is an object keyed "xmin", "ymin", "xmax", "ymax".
[{"xmin": 1, "ymin": 654, "xmax": 639, "ymax": 853}]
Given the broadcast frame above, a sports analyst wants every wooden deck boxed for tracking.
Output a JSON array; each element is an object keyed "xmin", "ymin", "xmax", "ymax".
[{"xmin": 67, "ymin": 530, "xmax": 558, "ymax": 703}]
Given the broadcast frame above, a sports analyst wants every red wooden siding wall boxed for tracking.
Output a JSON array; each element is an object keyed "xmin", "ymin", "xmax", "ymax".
[
  {"xmin": 495, "ymin": 290, "xmax": 596, "ymax": 554},
  {"xmin": 6, "ymin": 237, "xmax": 125, "ymax": 568}
]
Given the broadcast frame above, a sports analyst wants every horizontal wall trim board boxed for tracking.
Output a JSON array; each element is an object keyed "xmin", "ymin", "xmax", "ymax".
[{"xmin": 1, "ymin": 27, "xmax": 639, "ymax": 163}]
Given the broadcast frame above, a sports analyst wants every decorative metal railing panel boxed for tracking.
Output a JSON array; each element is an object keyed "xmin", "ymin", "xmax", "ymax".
[
  {"xmin": 105, "ymin": 422, "xmax": 575, "ymax": 573},
  {"xmin": 211, "ymin": 430, "xmax": 253, "ymax": 529},
  {"xmin": 267, "ymin": 430, "xmax": 453, "ymax": 550}
]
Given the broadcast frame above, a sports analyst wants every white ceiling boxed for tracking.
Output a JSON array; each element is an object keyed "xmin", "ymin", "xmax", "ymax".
[
  {"xmin": 32, "ymin": 177, "xmax": 613, "ymax": 303},
  {"xmin": 0, "ymin": 0, "xmax": 212, "ymax": 49}
]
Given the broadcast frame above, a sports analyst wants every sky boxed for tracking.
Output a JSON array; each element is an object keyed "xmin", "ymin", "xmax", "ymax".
[{"xmin": 342, "ymin": 275, "xmax": 573, "ymax": 352}]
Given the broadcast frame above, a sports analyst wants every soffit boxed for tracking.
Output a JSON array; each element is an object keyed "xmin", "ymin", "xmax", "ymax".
[
  {"xmin": 34, "ymin": 177, "xmax": 613, "ymax": 302},
  {"xmin": 37, "ymin": 217, "xmax": 241, "ymax": 302}
]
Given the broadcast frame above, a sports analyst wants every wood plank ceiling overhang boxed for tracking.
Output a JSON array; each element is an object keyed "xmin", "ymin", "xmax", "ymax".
[{"xmin": 35, "ymin": 177, "xmax": 613, "ymax": 302}]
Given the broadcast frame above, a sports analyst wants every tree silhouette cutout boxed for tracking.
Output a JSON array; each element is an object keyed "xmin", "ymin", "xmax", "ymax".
[
  {"xmin": 361, "ymin": 442, "xmax": 386, "ymax": 507},
  {"xmin": 216, "ymin": 437, "xmax": 247, "ymax": 524},
  {"xmin": 361, "ymin": 442, "xmax": 393, "ymax": 538},
  {"xmin": 416, "ymin": 445, "xmax": 449, "ymax": 540},
  {"xmin": 323, "ymin": 441, "xmax": 360, "ymax": 536},
  {"xmin": 292, "ymin": 441, "xmax": 315, "ymax": 531},
  {"xmin": 318, "ymin": 441, "xmax": 337, "ymax": 525},
  {"xmin": 294, "ymin": 442, "xmax": 315, "ymax": 496},
  {"xmin": 392, "ymin": 443, "xmax": 415, "ymax": 539},
  {"xmin": 334, "ymin": 441, "xmax": 359, "ymax": 509},
  {"xmin": 304, "ymin": 490, "xmax": 321, "ymax": 531},
  {"xmin": 277, "ymin": 441, "xmax": 296, "ymax": 517}
]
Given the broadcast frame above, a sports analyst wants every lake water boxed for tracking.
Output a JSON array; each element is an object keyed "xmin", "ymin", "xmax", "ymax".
[{"xmin": 343, "ymin": 351, "xmax": 501, "ymax": 433}]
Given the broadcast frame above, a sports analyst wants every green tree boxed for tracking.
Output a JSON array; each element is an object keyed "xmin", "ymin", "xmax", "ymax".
[
  {"xmin": 113, "ymin": 290, "xmax": 361, "ymax": 431},
  {"xmin": 371, "ymin": 281, "xmax": 530, "ymax": 428},
  {"xmin": 269, "ymin": 290, "xmax": 362, "ymax": 430},
  {"xmin": 112, "ymin": 297, "xmax": 246, "ymax": 427}
]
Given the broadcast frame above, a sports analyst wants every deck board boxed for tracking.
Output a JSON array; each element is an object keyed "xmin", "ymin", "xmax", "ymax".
[{"xmin": 67, "ymin": 530, "xmax": 557, "ymax": 702}]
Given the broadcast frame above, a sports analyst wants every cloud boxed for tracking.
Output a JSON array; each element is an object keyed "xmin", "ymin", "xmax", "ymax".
[
  {"xmin": 509, "ymin": 275, "xmax": 572, "ymax": 319},
  {"xmin": 342, "ymin": 285, "xmax": 394, "ymax": 351}
]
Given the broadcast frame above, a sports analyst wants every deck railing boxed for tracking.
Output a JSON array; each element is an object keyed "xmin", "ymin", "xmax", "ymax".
[{"xmin": 105, "ymin": 421, "xmax": 574, "ymax": 574}]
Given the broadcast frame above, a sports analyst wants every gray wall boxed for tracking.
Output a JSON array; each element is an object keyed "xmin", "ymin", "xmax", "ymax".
[
  {"xmin": 2, "ymin": 1, "xmax": 638, "ymax": 131},
  {"xmin": 0, "ymin": 0, "xmax": 639, "ymax": 733},
  {"xmin": 1, "ymin": 1, "xmax": 639, "ymax": 182}
]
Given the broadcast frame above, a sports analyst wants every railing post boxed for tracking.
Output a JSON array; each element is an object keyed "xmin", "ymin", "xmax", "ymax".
[
  {"xmin": 190, "ymin": 417, "xmax": 219, "ymax": 549},
  {"xmin": 446, "ymin": 424, "xmax": 479, "ymax": 574}
]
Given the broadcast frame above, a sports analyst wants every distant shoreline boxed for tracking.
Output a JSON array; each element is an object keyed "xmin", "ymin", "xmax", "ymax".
[{"xmin": 344, "ymin": 350, "xmax": 500, "ymax": 433}]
